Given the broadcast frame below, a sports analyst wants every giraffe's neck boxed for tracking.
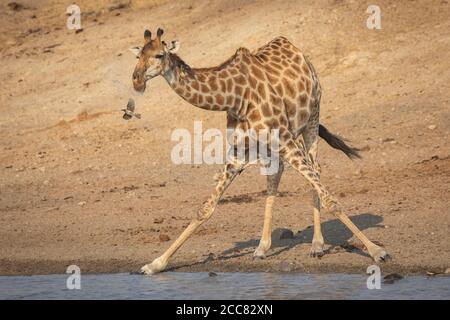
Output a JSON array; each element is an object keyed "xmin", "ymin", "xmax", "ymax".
[{"xmin": 162, "ymin": 53, "xmax": 238, "ymax": 113}]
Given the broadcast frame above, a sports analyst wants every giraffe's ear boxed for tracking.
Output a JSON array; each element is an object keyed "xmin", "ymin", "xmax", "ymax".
[
  {"xmin": 167, "ymin": 40, "xmax": 180, "ymax": 53},
  {"xmin": 157, "ymin": 28, "xmax": 164, "ymax": 39},
  {"xmin": 129, "ymin": 46, "xmax": 142, "ymax": 58},
  {"xmin": 144, "ymin": 29, "xmax": 152, "ymax": 44}
]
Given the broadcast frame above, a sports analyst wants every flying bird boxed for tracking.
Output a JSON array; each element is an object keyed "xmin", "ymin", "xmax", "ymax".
[{"xmin": 122, "ymin": 98, "xmax": 141, "ymax": 120}]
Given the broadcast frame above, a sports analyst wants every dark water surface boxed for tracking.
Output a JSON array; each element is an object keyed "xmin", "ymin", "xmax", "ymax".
[{"xmin": 0, "ymin": 272, "xmax": 449, "ymax": 300}]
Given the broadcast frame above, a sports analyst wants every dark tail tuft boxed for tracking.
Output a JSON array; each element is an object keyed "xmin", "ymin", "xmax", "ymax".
[{"xmin": 319, "ymin": 124, "xmax": 361, "ymax": 160}]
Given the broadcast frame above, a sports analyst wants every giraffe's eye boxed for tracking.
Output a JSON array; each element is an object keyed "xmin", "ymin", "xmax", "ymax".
[{"xmin": 155, "ymin": 54, "xmax": 164, "ymax": 59}]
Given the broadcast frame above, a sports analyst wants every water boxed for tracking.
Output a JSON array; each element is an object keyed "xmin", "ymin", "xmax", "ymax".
[{"xmin": 0, "ymin": 272, "xmax": 449, "ymax": 300}]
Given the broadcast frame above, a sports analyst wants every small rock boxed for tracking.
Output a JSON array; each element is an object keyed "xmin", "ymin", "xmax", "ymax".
[
  {"xmin": 383, "ymin": 273, "xmax": 403, "ymax": 284},
  {"xmin": 381, "ymin": 137, "xmax": 395, "ymax": 143},
  {"xmin": 8, "ymin": 2, "xmax": 25, "ymax": 11},
  {"xmin": 359, "ymin": 145, "xmax": 371, "ymax": 151},
  {"xmin": 77, "ymin": 201, "xmax": 86, "ymax": 206},
  {"xmin": 428, "ymin": 125, "xmax": 437, "ymax": 130},
  {"xmin": 445, "ymin": 268, "xmax": 450, "ymax": 274},
  {"xmin": 272, "ymin": 228, "xmax": 294, "ymax": 240},
  {"xmin": 153, "ymin": 218, "xmax": 164, "ymax": 224},
  {"xmin": 279, "ymin": 260, "xmax": 292, "ymax": 272},
  {"xmin": 159, "ymin": 234, "xmax": 170, "ymax": 242},
  {"xmin": 208, "ymin": 272, "xmax": 217, "ymax": 277}
]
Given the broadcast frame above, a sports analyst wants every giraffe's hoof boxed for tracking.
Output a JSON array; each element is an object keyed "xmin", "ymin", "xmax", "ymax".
[
  {"xmin": 370, "ymin": 247, "xmax": 391, "ymax": 263},
  {"xmin": 140, "ymin": 258, "xmax": 167, "ymax": 275},
  {"xmin": 253, "ymin": 254, "xmax": 266, "ymax": 260},
  {"xmin": 309, "ymin": 239, "xmax": 325, "ymax": 258},
  {"xmin": 253, "ymin": 248, "xmax": 268, "ymax": 260}
]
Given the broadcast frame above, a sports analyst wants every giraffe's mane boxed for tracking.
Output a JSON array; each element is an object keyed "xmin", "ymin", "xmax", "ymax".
[
  {"xmin": 170, "ymin": 51, "xmax": 239, "ymax": 77},
  {"xmin": 192, "ymin": 51, "xmax": 239, "ymax": 73},
  {"xmin": 169, "ymin": 53, "xmax": 194, "ymax": 77}
]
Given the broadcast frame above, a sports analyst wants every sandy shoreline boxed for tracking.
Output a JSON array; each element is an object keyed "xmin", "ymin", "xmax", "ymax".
[{"xmin": 1, "ymin": 258, "xmax": 447, "ymax": 276}]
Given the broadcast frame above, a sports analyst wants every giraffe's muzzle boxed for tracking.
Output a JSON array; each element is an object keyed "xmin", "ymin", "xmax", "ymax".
[{"xmin": 132, "ymin": 70, "xmax": 146, "ymax": 92}]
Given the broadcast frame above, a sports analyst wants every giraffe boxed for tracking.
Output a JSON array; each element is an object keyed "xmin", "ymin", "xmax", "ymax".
[{"xmin": 130, "ymin": 28, "xmax": 390, "ymax": 275}]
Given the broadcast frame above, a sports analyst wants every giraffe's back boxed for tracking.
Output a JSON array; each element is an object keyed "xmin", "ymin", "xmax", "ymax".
[{"xmin": 242, "ymin": 37, "xmax": 320, "ymax": 137}]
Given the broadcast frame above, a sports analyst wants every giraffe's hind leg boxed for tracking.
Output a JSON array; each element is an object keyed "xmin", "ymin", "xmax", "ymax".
[
  {"xmin": 253, "ymin": 161, "xmax": 284, "ymax": 259},
  {"xmin": 301, "ymin": 127, "xmax": 324, "ymax": 257},
  {"xmin": 280, "ymin": 138, "xmax": 390, "ymax": 263}
]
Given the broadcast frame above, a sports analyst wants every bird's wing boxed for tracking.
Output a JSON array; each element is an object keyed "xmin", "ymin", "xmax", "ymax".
[{"xmin": 127, "ymin": 98, "xmax": 135, "ymax": 112}]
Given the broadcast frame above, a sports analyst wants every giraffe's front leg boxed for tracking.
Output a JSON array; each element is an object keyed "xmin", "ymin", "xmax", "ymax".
[
  {"xmin": 141, "ymin": 162, "xmax": 245, "ymax": 275},
  {"xmin": 254, "ymin": 162, "xmax": 284, "ymax": 259}
]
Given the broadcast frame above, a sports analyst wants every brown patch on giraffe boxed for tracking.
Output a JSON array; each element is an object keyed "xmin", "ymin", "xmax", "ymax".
[
  {"xmin": 270, "ymin": 94, "xmax": 282, "ymax": 106},
  {"xmin": 201, "ymin": 84, "xmax": 210, "ymax": 93},
  {"xmin": 302, "ymin": 63, "xmax": 310, "ymax": 75},
  {"xmin": 285, "ymin": 68, "xmax": 297, "ymax": 79},
  {"xmin": 248, "ymin": 75, "xmax": 257, "ymax": 89},
  {"xmin": 284, "ymin": 98, "xmax": 296, "ymax": 116},
  {"xmin": 225, "ymin": 78, "xmax": 233, "ymax": 93},
  {"xmin": 264, "ymin": 118, "xmax": 279, "ymax": 128},
  {"xmin": 299, "ymin": 93, "xmax": 308, "ymax": 107},
  {"xmin": 208, "ymin": 79, "xmax": 218, "ymax": 91},
  {"xmin": 234, "ymin": 85, "xmax": 243, "ymax": 96},
  {"xmin": 239, "ymin": 63, "xmax": 249, "ymax": 75},
  {"xmin": 297, "ymin": 80, "xmax": 305, "ymax": 92},
  {"xmin": 279, "ymin": 115, "xmax": 288, "ymax": 126},
  {"xmin": 191, "ymin": 81, "xmax": 199, "ymax": 91},
  {"xmin": 251, "ymin": 91, "xmax": 261, "ymax": 104},
  {"xmin": 248, "ymin": 109, "xmax": 261, "ymax": 122},
  {"xmin": 190, "ymin": 93, "xmax": 198, "ymax": 104},
  {"xmin": 198, "ymin": 95, "xmax": 204, "ymax": 104},
  {"xmin": 218, "ymin": 70, "xmax": 229, "ymax": 78},
  {"xmin": 257, "ymin": 83, "xmax": 266, "ymax": 99},
  {"xmin": 275, "ymin": 83, "xmax": 284, "ymax": 96},
  {"xmin": 265, "ymin": 64, "xmax": 280, "ymax": 76},
  {"xmin": 229, "ymin": 68, "xmax": 239, "ymax": 76},
  {"xmin": 234, "ymin": 97, "xmax": 242, "ymax": 108},
  {"xmin": 225, "ymin": 95, "xmax": 233, "ymax": 105},
  {"xmin": 219, "ymin": 80, "xmax": 226, "ymax": 92},
  {"xmin": 215, "ymin": 94, "xmax": 224, "ymax": 105},
  {"xmin": 305, "ymin": 78, "xmax": 311, "ymax": 93},
  {"xmin": 242, "ymin": 54, "xmax": 251, "ymax": 64},
  {"xmin": 282, "ymin": 60, "xmax": 289, "ymax": 68},
  {"xmin": 196, "ymin": 74, "xmax": 206, "ymax": 82},
  {"xmin": 257, "ymin": 54, "xmax": 267, "ymax": 62},
  {"xmin": 251, "ymin": 65, "xmax": 265, "ymax": 81},
  {"xmin": 234, "ymin": 74, "xmax": 246, "ymax": 85},
  {"xmin": 261, "ymin": 102, "xmax": 272, "ymax": 117},
  {"xmin": 266, "ymin": 73, "xmax": 278, "ymax": 85},
  {"xmin": 281, "ymin": 47, "xmax": 294, "ymax": 58},
  {"xmin": 206, "ymin": 95, "xmax": 214, "ymax": 104},
  {"xmin": 270, "ymin": 62, "xmax": 283, "ymax": 70},
  {"xmin": 273, "ymin": 106, "xmax": 281, "ymax": 116},
  {"xmin": 297, "ymin": 109, "xmax": 310, "ymax": 124},
  {"xmin": 282, "ymin": 78, "xmax": 296, "ymax": 98},
  {"xmin": 291, "ymin": 64, "xmax": 301, "ymax": 73},
  {"xmin": 175, "ymin": 88, "xmax": 184, "ymax": 96},
  {"xmin": 272, "ymin": 56, "xmax": 282, "ymax": 63}
]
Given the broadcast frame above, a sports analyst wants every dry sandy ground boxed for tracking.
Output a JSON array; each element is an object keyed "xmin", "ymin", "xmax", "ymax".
[{"xmin": 0, "ymin": 0, "xmax": 449, "ymax": 276}]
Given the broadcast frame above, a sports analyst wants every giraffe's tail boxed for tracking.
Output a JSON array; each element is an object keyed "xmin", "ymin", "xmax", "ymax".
[{"xmin": 318, "ymin": 124, "xmax": 362, "ymax": 160}]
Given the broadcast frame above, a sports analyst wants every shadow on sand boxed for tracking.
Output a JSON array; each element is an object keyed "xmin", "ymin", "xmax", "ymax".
[{"xmin": 168, "ymin": 213, "xmax": 384, "ymax": 271}]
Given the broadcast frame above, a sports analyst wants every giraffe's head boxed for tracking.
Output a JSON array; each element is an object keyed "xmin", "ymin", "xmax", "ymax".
[{"xmin": 130, "ymin": 28, "xmax": 180, "ymax": 92}]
